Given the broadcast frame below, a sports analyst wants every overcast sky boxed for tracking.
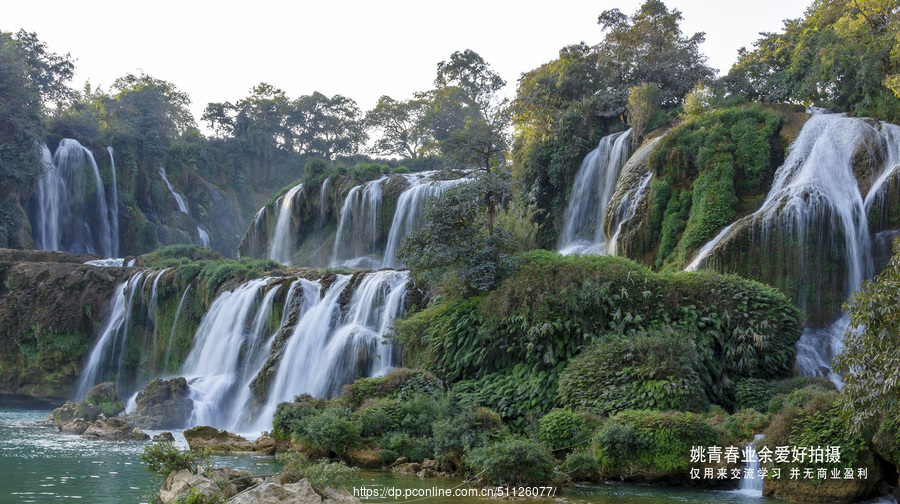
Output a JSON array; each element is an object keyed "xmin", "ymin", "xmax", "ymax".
[{"xmin": 5, "ymin": 1, "xmax": 811, "ymax": 127}]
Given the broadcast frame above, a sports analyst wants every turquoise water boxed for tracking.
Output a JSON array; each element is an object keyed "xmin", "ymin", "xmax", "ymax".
[{"xmin": 0, "ymin": 408, "xmax": 888, "ymax": 503}]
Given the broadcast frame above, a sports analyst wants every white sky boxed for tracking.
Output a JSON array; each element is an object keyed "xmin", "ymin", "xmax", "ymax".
[{"xmin": 4, "ymin": 1, "xmax": 811, "ymax": 128}]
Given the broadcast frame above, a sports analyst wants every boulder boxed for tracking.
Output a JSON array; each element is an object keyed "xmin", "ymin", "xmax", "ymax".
[
  {"xmin": 183, "ymin": 425, "xmax": 274, "ymax": 454},
  {"xmin": 158, "ymin": 469, "xmax": 220, "ymax": 504},
  {"xmin": 128, "ymin": 378, "xmax": 193, "ymax": 430},
  {"xmin": 229, "ymin": 479, "xmax": 360, "ymax": 504},
  {"xmin": 81, "ymin": 416, "xmax": 150, "ymax": 441},
  {"xmin": 391, "ymin": 462, "xmax": 422, "ymax": 475},
  {"xmin": 346, "ymin": 447, "xmax": 382, "ymax": 468},
  {"xmin": 152, "ymin": 432, "xmax": 176, "ymax": 443},
  {"xmin": 85, "ymin": 382, "xmax": 119, "ymax": 405}
]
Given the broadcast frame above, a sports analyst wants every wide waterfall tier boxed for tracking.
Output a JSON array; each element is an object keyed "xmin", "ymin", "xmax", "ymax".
[
  {"xmin": 27, "ymin": 139, "xmax": 118, "ymax": 257},
  {"xmin": 74, "ymin": 267, "xmax": 413, "ymax": 433},
  {"xmin": 684, "ymin": 114, "xmax": 900, "ymax": 378},
  {"xmin": 558, "ymin": 129, "xmax": 631, "ymax": 255},
  {"xmin": 239, "ymin": 171, "xmax": 467, "ymax": 268}
]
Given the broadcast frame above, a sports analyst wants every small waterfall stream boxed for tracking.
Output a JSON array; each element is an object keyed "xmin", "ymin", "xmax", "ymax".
[
  {"xmin": 158, "ymin": 165, "xmax": 210, "ymax": 248},
  {"xmin": 106, "ymin": 147, "xmax": 120, "ymax": 258},
  {"xmin": 268, "ymin": 183, "xmax": 303, "ymax": 265},
  {"xmin": 737, "ymin": 434, "xmax": 765, "ymax": 496}
]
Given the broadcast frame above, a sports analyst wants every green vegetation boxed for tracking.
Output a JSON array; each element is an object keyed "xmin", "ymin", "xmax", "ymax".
[
  {"xmin": 397, "ymin": 251, "xmax": 800, "ymax": 425},
  {"xmin": 646, "ymin": 105, "xmax": 786, "ymax": 268},
  {"xmin": 277, "ymin": 451, "xmax": 360, "ymax": 496},
  {"xmin": 140, "ymin": 442, "xmax": 212, "ymax": 478},
  {"xmin": 835, "ymin": 237, "xmax": 900, "ymax": 434}
]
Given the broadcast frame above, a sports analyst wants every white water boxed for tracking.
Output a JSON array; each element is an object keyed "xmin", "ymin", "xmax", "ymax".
[
  {"xmin": 558, "ymin": 130, "xmax": 631, "ymax": 256},
  {"xmin": 197, "ymin": 227, "xmax": 211, "ymax": 248},
  {"xmin": 163, "ymin": 284, "xmax": 192, "ymax": 375},
  {"xmin": 74, "ymin": 271, "xmax": 147, "ymax": 399},
  {"xmin": 736, "ymin": 434, "xmax": 765, "ymax": 496},
  {"xmin": 181, "ymin": 278, "xmax": 275, "ymax": 429},
  {"xmin": 269, "ymin": 183, "xmax": 303, "ymax": 265},
  {"xmin": 382, "ymin": 173, "xmax": 464, "ymax": 268},
  {"xmin": 84, "ymin": 258, "xmax": 125, "ymax": 267},
  {"xmin": 29, "ymin": 140, "xmax": 116, "ymax": 256},
  {"xmin": 331, "ymin": 176, "xmax": 387, "ymax": 268},
  {"xmin": 607, "ymin": 171, "xmax": 653, "ymax": 256},
  {"xmin": 158, "ymin": 165, "xmax": 188, "ymax": 214},
  {"xmin": 253, "ymin": 270, "xmax": 409, "ymax": 430},
  {"xmin": 106, "ymin": 147, "xmax": 119, "ymax": 258},
  {"xmin": 685, "ymin": 114, "xmax": 900, "ymax": 379}
]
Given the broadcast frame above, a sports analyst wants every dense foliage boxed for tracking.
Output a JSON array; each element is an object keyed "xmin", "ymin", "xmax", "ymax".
[
  {"xmin": 396, "ymin": 251, "xmax": 801, "ymax": 426},
  {"xmin": 725, "ymin": 0, "xmax": 900, "ymax": 122},
  {"xmin": 834, "ymin": 237, "xmax": 900, "ymax": 434}
]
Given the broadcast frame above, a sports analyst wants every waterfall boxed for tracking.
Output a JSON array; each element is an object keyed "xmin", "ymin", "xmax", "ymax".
[
  {"xmin": 319, "ymin": 177, "xmax": 330, "ymax": 225},
  {"xmin": 686, "ymin": 114, "xmax": 900, "ymax": 380},
  {"xmin": 106, "ymin": 147, "xmax": 119, "ymax": 258},
  {"xmin": 269, "ymin": 183, "xmax": 304, "ymax": 265},
  {"xmin": 28, "ymin": 139, "xmax": 115, "ymax": 257},
  {"xmin": 163, "ymin": 284, "xmax": 191, "ymax": 375},
  {"xmin": 158, "ymin": 165, "xmax": 188, "ymax": 214},
  {"xmin": 607, "ymin": 171, "xmax": 652, "ymax": 256},
  {"xmin": 74, "ymin": 271, "xmax": 147, "ymax": 399},
  {"xmin": 181, "ymin": 278, "xmax": 277, "ymax": 429},
  {"xmin": 737, "ymin": 434, "xmax": 765, "ymax": 496},
  {"xmin": 254, "ymin": 270, "xmax": 408, "ymax": 430},
  {"xmin": 158, "ymin": 164, "xmax": 212, "ymax": 248},
  {"xmin": 558, "ymin": 130, "xmax": 631, "ymax": 256},
  {"xmin": 331, "ymin": 176, "xmax": 387, "ymax": 268},
  {"xmin": 382, "ymin": 173, "xmax": 463, "ymax": 268}
]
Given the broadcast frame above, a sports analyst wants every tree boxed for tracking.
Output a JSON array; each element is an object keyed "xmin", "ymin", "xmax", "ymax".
[
  {"xmin": 292, "ymin": 92, "xmax": 366, "ymax": 160},
  {"xmin": 834, "ymin": 238, "xmax": 900, "ymax": 434},
  {"xmin": 429, "ymin": 49, "xmax": 511, "ymax": 172},
  {"xmin": 626, "ymin": 82, "xmax": 659, "ymax": 147},
  {"xmin": 398, "ymin": 172, "xmax": 517, "ymax": 295},
  {"xmin": 726, "ymin": 0, "xmax": 900, "ymax": 121},
  {"xmin": 0, "ymin": 31, "xmax": 73, "ymax": 198},
  {"xmin": 364, "ymin": 95, "xmax": 429, "ymax": 159},
  {"xmin": 108, "ymin": 73, "xmax": 195, "ymax": 160},
  {"xmin": 597, "ymin": 0, "xmax": 714, "ymax": 107}
]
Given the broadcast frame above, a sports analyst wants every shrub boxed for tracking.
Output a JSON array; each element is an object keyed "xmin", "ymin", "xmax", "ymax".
[
  {"xmin": 277, "ymin": 451, "xmax": 360, "ymax": 495},
  {"xmin": 538, "ymin": 409, "xmax": 588, "ymax": 452},
  {"xmin": 301, "ymin": 409, "xmax": 359, "ymax": 456},
  {"xmin": 271, "ymin": 395, "xmax": 327, "ymax": 439},
  {"xmin": 433, "ymin": 407, "xmax": 507, "ymax": 471},
  {"xmin": 558, "ymin": 327, "xmax": 705, "ymax": 415},
  {"xmin": 592, "ymin": 410, "xmax": 720, "ymax": 474},
  {"xmin": 466, "ymin": 437, "xmax": 555, "ymax": 487},
  {"xmin": 563, "ymin": 450, "xmax": 600, "ymax": 482},
  {"xmin": 140, "ymin": 442, "xmax": 212, "ymax": 478},
  {"xmin": 380, "ymin": 432, "xmax": 433, "ymax": 462}
]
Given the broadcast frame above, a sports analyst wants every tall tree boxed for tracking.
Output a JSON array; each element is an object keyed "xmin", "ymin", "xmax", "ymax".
[
  {"xmin": 365, "ymin": 95, "xmax": 430, "ymax": 160},
  {"xmin": 726, "ymin": 0, "xmax": 900, "ymax": 120},
  {"xmin": 292, "ymin": 92, "xmax": 366, "ymax": 160}
]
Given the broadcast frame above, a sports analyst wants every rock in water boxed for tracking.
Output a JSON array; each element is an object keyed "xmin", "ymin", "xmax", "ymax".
[
  {"xmin": 183, "ymin": 426, "xmax": 276, "ymax": 454},
  {"xmin": 128, "ymin": 377, "xmax": 193, "ymax": 429}
]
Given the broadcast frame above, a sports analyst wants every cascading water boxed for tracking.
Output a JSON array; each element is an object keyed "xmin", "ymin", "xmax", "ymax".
[
  {"xmin": 28, "ymin": 139, "xmax": 116, "ymax": 256},
  {"xmin": 253, "ymin": 270, "xmax": 408, "ymax": 430},
  {"xmin": 106, "ymin": 147, "xmax": 120, "ymax": 258},
  {"xmin": 686, "ymin": 114, "xmax": 900, "ymax": 380},
  {"xmin": 607, "ymin": 171, "xmax": 652, "ymax": 256},
  {"xmin": 269, "ymin": 183, "xmax": 303, "ymax": 265},
  {"xmin": 163, "ymin": 284, "xmax": 191, "ymax": 375},
  {"xmin": 181, "ymin": 278, "xmax": 277, "ymax": 430},
  {"xmin": 737, "ymin": 434, "xmax": 765, "ymax": 496},
  {"xmin": 558, "ymin": 130, "xmax": 631, "ymax": 256},
  {"xmin": 74, "ymin": 271, "xmax": 147, "ymax": 399},
  {"xmin": 382, "ymin": 173, "xmax": 463, "ymax": 268},
  {"xmin": 331, "ymin": 176, "xmax": 387, "ymax": 268},
  {"xmin": 158, "ymin": 165, "xmax": 188, "ymax": 214},
  {"xmin": 159, "ymin": 164, "xmax": 210, "ymax": 248}
]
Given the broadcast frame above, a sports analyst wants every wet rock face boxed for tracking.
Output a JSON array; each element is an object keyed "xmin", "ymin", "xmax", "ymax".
[
  {"xmin": 127, "ymin": 377, "xmax": 193, "ymax": 430},
  {"xmin": 0, "ymin": 252, "xmax": 131, "ymax": 403}
]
